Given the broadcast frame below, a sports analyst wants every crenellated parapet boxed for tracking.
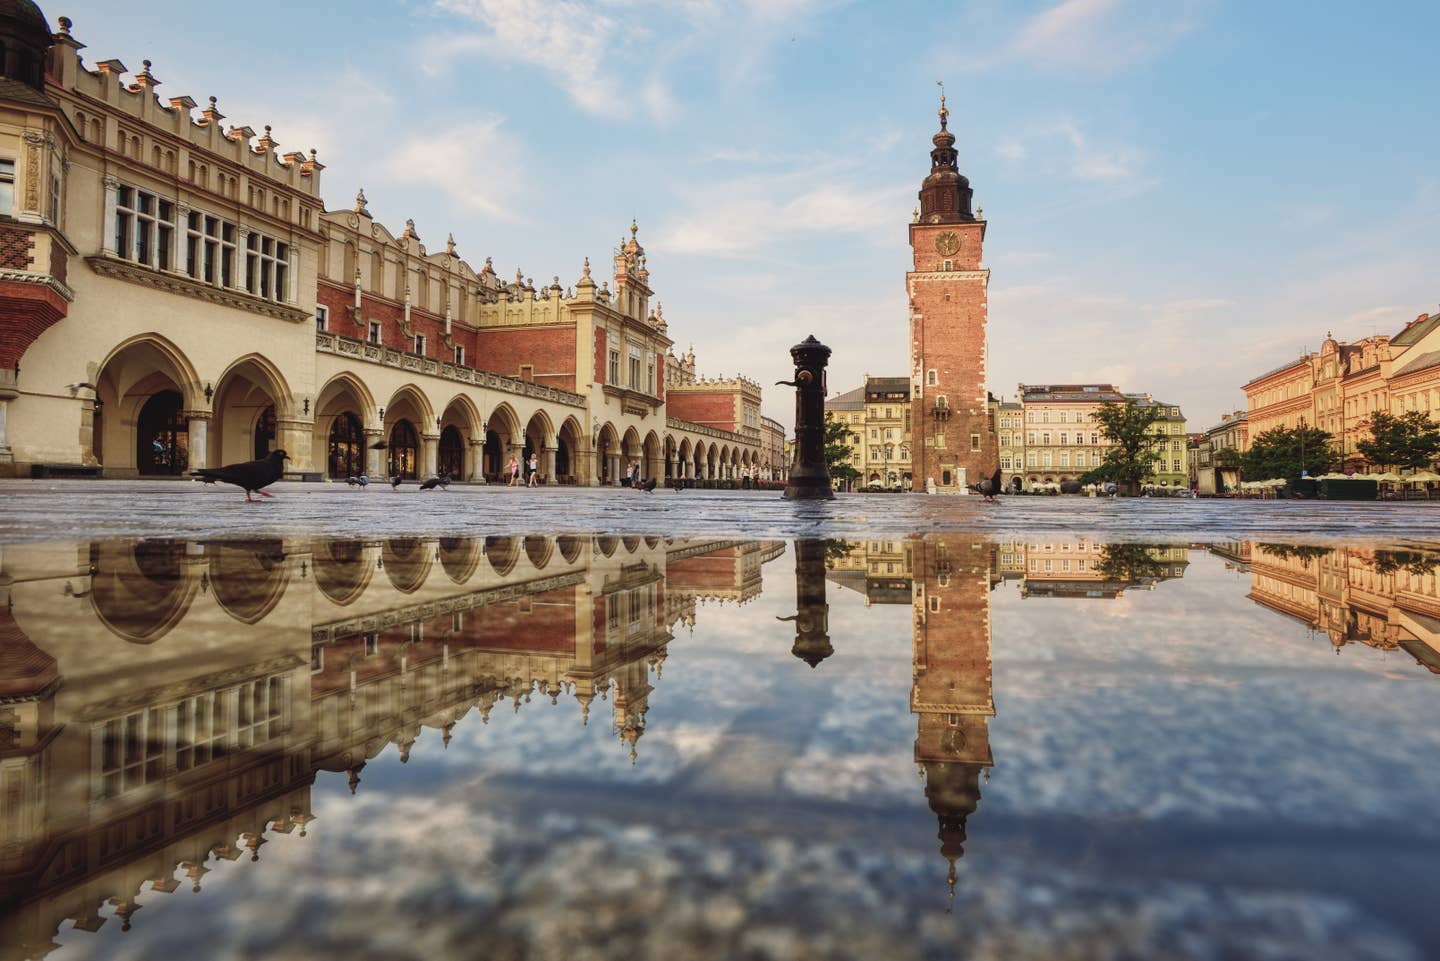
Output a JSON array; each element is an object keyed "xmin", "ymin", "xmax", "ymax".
[{"xmin": 46, "ymin": 19, "xmax": 324, "ymax": 205}]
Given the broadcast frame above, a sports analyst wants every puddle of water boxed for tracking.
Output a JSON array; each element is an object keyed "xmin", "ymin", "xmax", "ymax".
[{"xmin": 1, "ymin": 536, "xmax": 1436, "ymax": 961}]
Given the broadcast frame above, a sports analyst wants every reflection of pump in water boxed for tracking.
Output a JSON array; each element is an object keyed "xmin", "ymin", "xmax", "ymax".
[{"xmin": 777, "ymin": 539, "xmax": 832, "ymax": 667}]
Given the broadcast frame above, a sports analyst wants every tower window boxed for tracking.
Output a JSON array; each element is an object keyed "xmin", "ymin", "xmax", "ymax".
[
  {"xmin": 927, "ymin": 370, "xmax": 937, "ymax": 386},
  {"xmin": 943, "ymin": 259, "xmax": 952, "ymax": 271},
  {"xmin": 970, "ymin": 434, "xmax": 981, "ymax": 451}
]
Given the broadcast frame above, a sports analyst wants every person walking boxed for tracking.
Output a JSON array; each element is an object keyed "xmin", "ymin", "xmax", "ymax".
[
  {"xmin": 527, "ymin": 453, "xmax": 539, "ymax": 487},
  {"xmin": 507, "ymin": 455, "xmax": 520, "ymax": 486},
  {"xmin": 624, "ymin": 461, "xmax": 634, "ymax": 489}
]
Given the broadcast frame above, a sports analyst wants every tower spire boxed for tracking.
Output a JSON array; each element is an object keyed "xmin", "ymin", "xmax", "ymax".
[{"xmin": 937, "ymin": 79, "xmax": 948, "ymax": 131}]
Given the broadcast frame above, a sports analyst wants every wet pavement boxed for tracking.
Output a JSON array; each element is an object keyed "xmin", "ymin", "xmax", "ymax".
[
  {"xmin": 1, "ymin": 479, "xmax": 1438, "ymax": 544},
  {"xmin": 1, "ymin": 533, "xmax": 1438, "ymax": 961}
]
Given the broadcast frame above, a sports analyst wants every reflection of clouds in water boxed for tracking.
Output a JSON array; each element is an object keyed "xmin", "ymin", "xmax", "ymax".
[
  {"xmin": 56, "ymin": 787, "xmax": 1422, "ymax": 961},
  {"xmin": 987, "ymin": 552, "xmax": 1440, "ymax": 827}
]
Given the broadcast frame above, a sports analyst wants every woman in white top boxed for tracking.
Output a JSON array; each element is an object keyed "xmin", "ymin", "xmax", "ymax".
[{"xmin": 527, "ymin": 453, "xmax": 539, "ymax": 487}]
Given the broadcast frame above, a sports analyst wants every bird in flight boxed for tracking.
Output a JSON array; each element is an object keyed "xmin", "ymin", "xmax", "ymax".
[{"xmin": 191, "ymin": 450, "xmax": 289, "ymax": 502}]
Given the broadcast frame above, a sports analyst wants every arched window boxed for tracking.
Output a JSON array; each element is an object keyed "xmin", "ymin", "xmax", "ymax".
[
  {"xmin": 439, "ymin": 425, "xmax": 464, "ymax": 478},
  {"xmin": 327, "ymin": 412, "xmax": 364, "ymax": 479},
  {"xmin": 389, "ymin": 420, "xmax": 419, "ymax": 479}
]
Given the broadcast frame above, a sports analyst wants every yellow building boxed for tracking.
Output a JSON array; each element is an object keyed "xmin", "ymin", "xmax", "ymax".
[
  {"xmin": 824, "ymin": 375, "xmax": 913, "ymax": 491},
  {"xmin": 996, "ymin": 400, "xmax": 1024, "ymax": 492},
  {"xmin": 1242, "ymin": 311, "xmax": 1440, "ymax": 475}
]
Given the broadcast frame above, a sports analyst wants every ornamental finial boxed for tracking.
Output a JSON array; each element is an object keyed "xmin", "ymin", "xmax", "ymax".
[{"xmin": 936, "ymin": 80, "xmax": 948, "ymax": 130}]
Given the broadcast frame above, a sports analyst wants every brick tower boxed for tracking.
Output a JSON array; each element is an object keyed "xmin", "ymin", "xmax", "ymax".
[
  {"xmin": 908, "ymin": 90, "xmax": 997, "ymax": 493},
  {"xmin": 910, "ymin": 537, "xmax": 995, "ymax": 898}
]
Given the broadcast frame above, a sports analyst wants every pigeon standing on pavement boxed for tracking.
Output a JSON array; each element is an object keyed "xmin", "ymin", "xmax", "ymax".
[
  {"xmin": 967, "ymin": 467, "xmax": 1003, "ymax": 503},
  {"xmin": 347, "ymin": 474, "xmax": 369, "ymax": 488},
  {"xmin": 639, "ymin": 477, "xmax": 657, "ymax": 493},
  {"xmin": 419, "ymin": 471, "xmax": 450, "ymax": 491},
  {"xmin": 190, "ymin": 450, "xmax": 289, "ymax": 502},
  {"xmin": 390, "ymin": 474, "xmax": 403, "ymax": 491}
]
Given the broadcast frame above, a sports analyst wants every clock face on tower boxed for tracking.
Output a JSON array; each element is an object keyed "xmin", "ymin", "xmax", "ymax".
[{"xmin": 935, "ymin": 231, "xmax": 961, "ymax": 257}]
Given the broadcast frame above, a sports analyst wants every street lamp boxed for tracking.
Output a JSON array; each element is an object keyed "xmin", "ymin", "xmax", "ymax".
[{"xmin": 1299, "ymin": 416, "xmax": 1307, "ymax": 477}]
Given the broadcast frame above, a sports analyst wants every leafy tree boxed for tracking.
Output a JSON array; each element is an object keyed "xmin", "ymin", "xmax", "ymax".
[
  {"xmin": 1092, "ymin": 399, "xmax": 1163, "ymax": 494},
  {"xmin": 1095, "ymin": 544, "xmax": 1168, "ymax": 581},
  {"xmin": 1215, "ymin": 447, "xmax": 1242, "ymax": 470},
  {"xmin": 1257, "ymin": 544, "xmax": 1333, "ymax": 567},
  {"xmin": 1355, "ymin": 411, "xmax": 1440, "ymax": 472},
  {"xmin": 1371, "ymin": 549, "xmax": 1440, "ymax": 577},
  {"xmin": 823, "ymin": 413, "xmax": 860, "ymax": 486},
  {"xmin": 1240, "ymin": 426, "xmax": 1337, "ymax": 481}
]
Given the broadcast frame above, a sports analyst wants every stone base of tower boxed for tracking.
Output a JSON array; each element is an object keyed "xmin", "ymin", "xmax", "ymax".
[{"xmin": 913, "ymin": 404, "xmax": 997, "ymax": 494}]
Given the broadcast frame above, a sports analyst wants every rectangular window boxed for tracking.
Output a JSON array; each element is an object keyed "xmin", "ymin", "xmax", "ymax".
[
  {"xmin": 115, "ymin": 185, "xmax": 170, "ymax": 268},
  {"xmin": 245, "ymin": 231, "xmax": 290, "ymax": 303},
  {"xmin": 608, "ymin": 348, "xmax": 621, "ymax": 384},
  {"xmin": 0, "ymin": 159, "xmax": 14, "ymax": 214},
  {"xmin": 648, "ymin": 361, "xmax": 656, "ymax": 395},
  {"xmin": 315, "ymin": 304, "xmax": 329, "ymax": 332},
  {"xmin": 453, "ymin": 345, "xmax": 465, "ymax": 366},
  {"xmin": 628, "ymin": 346, "xmax": 642, "ymax": 389},
  {"xmin": 368, "ymin": 321, "xmax": 382, "ymax": 345},
  {"xmin": 413, "ymin": 334, "xmax": 426, "ymax": 356},
  {"xmin": 970, "ymin": 433, "xmax": 981, "ymax": 451}
]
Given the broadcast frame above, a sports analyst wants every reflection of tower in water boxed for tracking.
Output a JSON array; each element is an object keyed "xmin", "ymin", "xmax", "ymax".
[{"xmin": 910, "ymin": 538, "xmax": 996, "ymax": 899}]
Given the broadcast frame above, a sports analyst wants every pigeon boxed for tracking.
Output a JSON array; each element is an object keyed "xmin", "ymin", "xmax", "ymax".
[
  {"xmin": 346, "ymin": 474, "xmax": 369, "ymax": 488},
  {"xmin": 967, "ymin": 467, "xmax": 1003, "ymax": 503},
  {"xmin": 419, "ymin": 471, "xmax": 450, "ymax": 491},
  {"xmin": 639, "ymin": 477, "xmax": 657, "ymax": 494},
  {"xmin": 190, "ymin": 450, "xmax": 289, "ymax": 502},
  {"xmin": 389, "ymin": 474, "xmax": 403, "ymax": 491}
]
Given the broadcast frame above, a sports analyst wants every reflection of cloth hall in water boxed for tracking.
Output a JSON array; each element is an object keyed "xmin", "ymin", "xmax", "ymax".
[{"xmin": 0, "ymin": 536, "xmax": 782, "ymax": 955}]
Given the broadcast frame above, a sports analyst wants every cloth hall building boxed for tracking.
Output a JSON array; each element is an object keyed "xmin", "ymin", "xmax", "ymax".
[{"xmin": 0, "ymin": 3, "xmax": 777, "ymax": 484}]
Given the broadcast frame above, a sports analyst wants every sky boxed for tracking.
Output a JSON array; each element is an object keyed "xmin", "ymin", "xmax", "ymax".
[{"xmin": 49, "ymin": 0, "xmax": 1440, "ymax": 429}]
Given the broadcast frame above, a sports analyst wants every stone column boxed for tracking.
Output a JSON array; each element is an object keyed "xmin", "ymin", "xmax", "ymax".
[
  {"xmin": 173, "ymin": 202, "xmax": 190, "ymax": 272},
  {"xmin": 365, "ymin": 429, "xmax": 384, "ymax": 478},
  {"xmin": 609, "ymin": 452, "xmax": 622, "ymax": 486},
  {"xmin": 543, "ymin": 446, "xmax": 557, "ymax": 483},
  {"xmin": 101, "ymin": 175, "xmax": 119, "ymax": 256},
  {"xmin": 421, "ymin": 433, "xmax": 439, "ymax": 478},
  {"xmin": 185, "ymin": 412, "xmax": 210, "ymax": 471},
  {"xmin": 278, "ymin": 418, "xmax": 315, "ymax": 477},
  {"xmin": 468, "ymin": 439, "xmax": 486, "ymax": 482},
  {"xmin": 0, "ymin": 391, "xmax": 14, "ymax": 468}
]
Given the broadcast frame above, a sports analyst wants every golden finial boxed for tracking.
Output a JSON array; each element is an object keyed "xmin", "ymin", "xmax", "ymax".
[{"xmin": 936, "ymin": 80, "xmax": 948, "ymax": 129}]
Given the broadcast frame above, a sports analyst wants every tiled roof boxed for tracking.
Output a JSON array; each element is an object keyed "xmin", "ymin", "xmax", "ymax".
[
  {"xmin": 0, "ymin": 77, "xmax": 59, "ymax": 108},
  {"xmin": 1243, "ymin": 354, "xmax": 1311, "ymax": 388},
  {"xmin": 825, "ymin": 385, "xmax": 865, "ymax": 410},
  {"xmin": 1391, "ymin": 312, "xmax": 1439, "ymax": 347},
  {"xmin": 1393, "ymin": 349, "xmax": 1440, "ymax": 380}
]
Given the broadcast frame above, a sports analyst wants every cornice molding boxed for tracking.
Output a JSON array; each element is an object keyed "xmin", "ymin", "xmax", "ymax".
[{"xmin": 85, "ymin": 255, "xmax": 309, "ymax": 323}]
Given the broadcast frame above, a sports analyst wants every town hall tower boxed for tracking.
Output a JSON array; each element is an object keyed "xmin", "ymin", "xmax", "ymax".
[{"xmin": 908, "ymin": 91, "xmax": 997, "ymax": 492}]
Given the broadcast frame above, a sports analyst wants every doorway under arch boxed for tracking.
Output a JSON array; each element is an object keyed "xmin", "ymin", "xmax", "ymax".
[{"xmin": 137, "ymin": 390, "xmax": 188, "ymax": 475}]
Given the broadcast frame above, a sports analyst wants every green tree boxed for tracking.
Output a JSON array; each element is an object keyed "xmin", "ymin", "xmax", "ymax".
[
  {"xmin": 1095, "ymin": 543, "xmax": 1168, "ymax": 581},
  {"xmin": 1355, "ymin": 411, "xmax": 1440, "ymax": 472},
  {"xmin": 1241, "ymin": 426, "xmax": 1337, "ymax": 481},
  {"xmin": 1092, "ymin": 399, "xmax": 1163, "ymax": 494},
  {"xmin": 824, "ymin": 413, "xmax": 860, "ymax": 487},
  {"xmin": 1215, "ymin": 447, "xmax": 1242, "ymax": 470}
]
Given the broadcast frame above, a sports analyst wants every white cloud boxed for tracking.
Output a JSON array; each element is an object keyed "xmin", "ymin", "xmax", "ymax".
[
  {"xmin": 432, "ymin": 0, "xmax": 623, "ymax": 114},
  {"xmin": 385, "ymin": 117, "xmax": 529, "ymax": 221},
  {"xmin": 996, "ymin": 140, "xmax": 1028, "ymax": 161},
  {"xmin": 1012, "ymin": 0, "xmax": 1201, "ymax": 73}
]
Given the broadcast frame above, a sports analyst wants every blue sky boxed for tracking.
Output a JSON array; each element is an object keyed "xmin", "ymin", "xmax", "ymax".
[{"xmin": 52, "ymin": 0, "xmax": 1440, "ymax": 427}]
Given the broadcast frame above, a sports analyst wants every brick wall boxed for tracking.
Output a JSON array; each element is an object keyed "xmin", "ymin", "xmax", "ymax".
[
  {"xmin": 0, "ymin": 226, "xmax": 35, "ymax": 269},
  {"xmin": 475, "ymin": 326, "xmax": 577, "ymax": 392},
  {"xmin": 0, "ymin": 281, "xmax": 69, "ymax": 369},
  {"xmin": 594, "ymin": 328, "xmax": 607, "ymax": 386},
  {"xmin": 668, "ymin": 391, "xmax": 738, "ymax": 431}
]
